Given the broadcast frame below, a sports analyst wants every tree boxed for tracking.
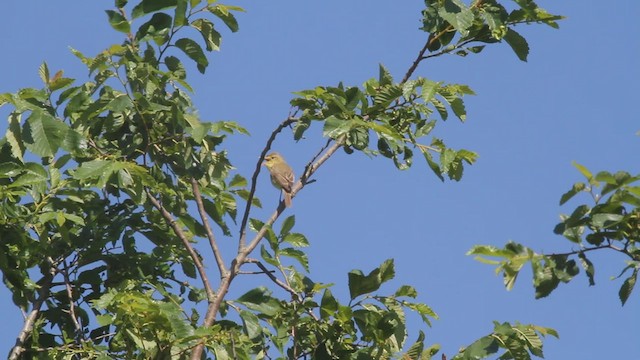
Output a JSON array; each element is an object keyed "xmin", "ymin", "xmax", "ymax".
[{"xmin": 6, "ymin": 0, "xmax": 630, "ymax": 359}]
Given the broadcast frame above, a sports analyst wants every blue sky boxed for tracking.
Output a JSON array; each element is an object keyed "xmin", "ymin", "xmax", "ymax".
[{"xmin": 1, "ymin": 1, "xmax": 639, "ymax": 358}]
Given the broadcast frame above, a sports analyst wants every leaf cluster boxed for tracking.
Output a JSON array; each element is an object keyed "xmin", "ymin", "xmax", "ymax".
[
  {"xmin": 291, "ymin": 65, "xmax": 478, "ymax": 180},
  {"xmin": 470, "ymin": 163, "xmax": 640, "ymax": 305},
  {"xmin": 421, "ymin": 0, "xmax": 563, "ymax": 61}
]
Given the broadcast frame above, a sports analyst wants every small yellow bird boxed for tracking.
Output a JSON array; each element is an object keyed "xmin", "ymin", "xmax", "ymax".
[
  {"xmin": 263, "ymin": 152, "xmax": 295, "ymax": 207},
  {"xmin": 264, "ymin": 152, "xmax": 295, "ymax": 207}
]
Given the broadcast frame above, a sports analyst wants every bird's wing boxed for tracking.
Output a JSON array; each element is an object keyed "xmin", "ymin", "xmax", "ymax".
[{"xmin": 274, "ymin": 170, "xmax": 294, "ymax": 192}]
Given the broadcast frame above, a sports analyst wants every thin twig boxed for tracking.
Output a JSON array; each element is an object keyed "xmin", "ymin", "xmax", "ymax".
[
  {"xmin": 301, "ymin": 138, "xmax": 333, "ymax": 185},
  {"xmin": 245, "ymin": 258, "xmax": 299, "ymax": 299},
  {"xmin": 402, "ymin": 0, "xmax": 485, "ymax": 84},
  {"xmin": 547, "ymin": 243, "xmax": 629, "ymax": 259},
  {"xmin": 146, "ymin": 190, "xmax": 216, "ymax": 302},
  {"xmin": 191, "ymin": 177, "xmax": 228, "ymax": 277}
]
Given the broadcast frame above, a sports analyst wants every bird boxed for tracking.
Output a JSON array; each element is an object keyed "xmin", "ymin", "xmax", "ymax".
[{"xmin": 263, "ymin": 152, "xmax": 295, "ymax": 207}]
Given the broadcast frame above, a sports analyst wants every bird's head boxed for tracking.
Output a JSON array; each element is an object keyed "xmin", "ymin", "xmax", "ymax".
[{"xmin": 263, "ymin": 152, "xmax": 284, "ymax": 169}]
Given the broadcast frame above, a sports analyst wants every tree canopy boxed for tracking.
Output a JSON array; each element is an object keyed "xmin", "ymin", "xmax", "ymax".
[{"xmin": 0, "ymin": 1, "xmax": 637, "ymax": 359}]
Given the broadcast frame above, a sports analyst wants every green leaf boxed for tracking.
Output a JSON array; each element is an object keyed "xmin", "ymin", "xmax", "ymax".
[
  {"xmin": 449, "ymin": 97, "xmax": 466, "ymax": 121},
  {"xmin": 248, "ymin": 218, "xmax": 264, "ymax": 232},
  {"xmin": 181, "ymin": 261, "xmax": 197, "ymax": 279},
  {"xmin": 378, "ymin": 64, "xmax": 394, "ymax": 86},
  {"xmin": 228, "ymin": 174, "xmax": 247, "ymax": 188},
  {"xmin": 591, "ymin": 213, "xmax": 624, "ymax": 229},
  {"xmin": 421, "ymin": 80, "xmax": 440, "ymax": 103},
  {"xmin": 422, "ymin": 149, "xmax": 444, "ymax": 181},
  {"xmin": 191, "ymin": 18, "xmax": 221, "ymax": 51},
  {"xmin": 105, "ymin": 10, "xmax": 131, "ymax": 33},
  {"xmin": 503, "ymin": 28, "xmax": 529, "ymax": 62},
  {"xmin": 456, "ymin": 336, "xmax": 499, "ymax": 359},
  {"xmin": 404, "ymin": 331, "xmax": 425, "ymax": 360},
  {"xmin": 320, "ymin": 289, "xmax": 338, "ymax": 319},
  {"xmin": 49, "ymin": 76, "xmax": 74, "ymax": 92},
  {"xmin": 260, "ymin": 245, "xmax": 279, "ymax": 268},
  {"xmin": 8, "ymin": 163, "xmax": 47, "ymax": 188},
  {"xmin": 165, "ymin": 56, "xmax": 187, "ymax": 80},
  {"xmin": 573, "ymin": 161, "xmax": 593, "ymax": 180},
  {"xmin": 131, "ymin": 0, "xmax": 178, "ymax": 19},
  {"xmin": 236, "ymin": 287, "xmax": 282, "ymax": 316},
  {"xmin": 577, "ymin": 252, "xmax": 595, "ymax": 286},
  {"xmin": 239, "ymin": 310, "xmax": 262, "ymax": 340},
  {"xmin": 559, "ymin": 182, "xmax": 586, "ymax": 205},
  {"xmin": 282, "ymin": 233, "xmax": 309, "ymax": 247},
  {"xmin": 280, "ymin": 248, "xmax": 309, "ymax": 272},
  {"xmin": 619, "ymin": 269, "xmax": 637, "ymax": 306},
  {"xmin": 175, "ymin": 37, "xmax": 209, "ymax": 73},
  {"xmin": 38, "ymin": 62, "xmax": 50, "ymax": 85},
  {"xmin": 106, "ymin": 94, "xmax": 133, "ymax": 112},
  {"xmin": 208, "ymin": 4, "xmax": 240, "ymax": 32},
  {"xmin": 23, "ymin": 110, "xmax": 68, "ymax": 157},
  {"xmin": 394, "ymin": 285, "xmax": 418, "ymax": 298},
  {"xmin": 348, "ymin": 259, "xmax": 395, "ymax": 300},
  {"xmin": 6, "ymin": 113, "xmax": 25, "ymax": 162},
  {"xmin": 280, "ymin": 215, "xmax": 295, "ymax": 236},
  {"xmin": 322, "ymin": 116, "xmax": 350, "ymax": 139},
  {"xmin": 174, "ymin": 0, "xmax": 188, "ymax": 26},
  {"xmin": 438, "ymin": 0, "xmax": 474, "ymax": 36},
  {"xmin": 137, "ymin": 12, "xmax": 173, "ymax": 45}
]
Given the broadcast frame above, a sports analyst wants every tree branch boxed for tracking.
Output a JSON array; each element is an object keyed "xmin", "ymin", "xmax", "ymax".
[
  {"xmin": 190, "ymin": 135, "xmax": 344, "ymax": 360},
  {"xmin": 146, "ymin": 190, "xmax": 216, "ymax": 302},
  {"xmin": 402, "ymin": 25, "xmax": 454, "ymax": 84},
  {"xmin": 9, "ymin": 259, "xmax": 57, "ymax": 360},
  {"xmin": 61, "ymin": 260, "xmax": 82, "ymax": 338},
  {"xmin": 190, "ymin": 177, "xmax": 228, "ymax": 277},
  {"xmin": 546, "ymin": 242, "xmax": 633, "ymax": 259}
]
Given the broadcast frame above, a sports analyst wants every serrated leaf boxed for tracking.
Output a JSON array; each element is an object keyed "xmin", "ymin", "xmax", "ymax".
[
  {"xmin": 239, "ymin": 310, "xmax": 262, "ymax": 340},
  {"xmin": 421, "ymin": 80, "xmax": 440, "ymax": 103},
  {"xmin": 49, "ymin": 77, "xmax": 75, "ymax": 92},
  {"xmin": 280, "ymin": 248, "xmax": 309, "ymax": 272},
  {"xmin": 280, "ymin": 215, "xmax": 295, "ymax": 235},
  {"xmin": 131, "ymin": 0, "xmax": 178, "ymax": 19},
  {"xmin": 394, "ymin": 285, "xmax": 418, "ymax": 298},
  {"xmin": 208, "ymin": 4, "xmax": 240, "ymax": 32},
  {"xmin": 320, "ymin": 289, "xmax": 338, "ymax": 319},
  {"xmin": 105, "ymin": 10, "xmax": 130, "ymax": 33},
  {"xmin": 559, "ymin": 182, "xmax": 586, "ymax": 205},
  {"xmin": 248, "ymin": 218, "xmax": 264, "ymax": 232},
  {"xmin": 174, "ymin": 0, "xmax": 188, "ymax": 26},
  {"xmin": 24, "ymin": 110, "xmax": 68, "ymax": 157},
  {"xmin": 348, "ymin": 259, "xmax": 395, "ymax": 300},
  {"xmin": 572, "ymin": 161, "xmax": 593, "ymax": 180},
  {"xmin": 619, "ymin": 269, "xmax": 637, "ymax": 306},
  {"xmin": 236, "ymin": 287, "xmax": 281, "ymax": 316},
  {"xmin": 283, "ymin": 233, "xmax": 309, "ymax": 247},
  {"xmin": 503, "ymin": 28, "xmax": 529, "ymax": 62},
  {"xmin": 378, "ymin": 64, "xmax": 394, "ymax": 86},
  {"xmin": 577, "ymin": 252, "xmax": 595, "ymax": 286},
  {"xmin": 38, "ymin": 62, "xmax": 50, "ymax": 85},
  {"xmin": 191, "ymin": 18, "xmax": 221, "ymax": 52},
  {"xmin": 438, "ymin": 0, "xmax": 474, "ymax": 36},
  {"xmin": 6, "ymin": 113, "xmax": 25, "ymax": 162},
  {"xmin": 175, "ymin": 37, "xmax": 209, "ymax": 73}
]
